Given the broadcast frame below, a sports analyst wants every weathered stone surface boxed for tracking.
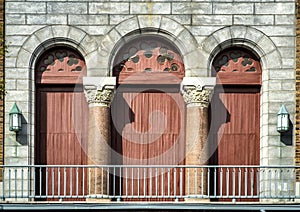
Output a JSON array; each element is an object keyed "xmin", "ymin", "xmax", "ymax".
[{"xmin": 130, "ymin": 2, "xmax": 171, "ymax": 14}]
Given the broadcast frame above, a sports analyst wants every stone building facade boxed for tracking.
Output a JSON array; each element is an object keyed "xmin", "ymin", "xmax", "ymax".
[{"xmin": 3, "ymin": 0, "xmax": 297, "ymax": 203}]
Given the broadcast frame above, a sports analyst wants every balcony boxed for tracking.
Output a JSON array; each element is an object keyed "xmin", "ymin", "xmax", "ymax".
[{"xmin": 0, "ymin": 165, "xmax": 300, "ymax": 210}]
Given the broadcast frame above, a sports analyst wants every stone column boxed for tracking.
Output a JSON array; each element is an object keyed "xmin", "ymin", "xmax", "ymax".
[
  {"xmin": 83, "ymin": 77, "xmax": 116, "ymax": 199},
  {"xmin": 181, "ymin": 77, "xmax": 215, "ymax": 200}
]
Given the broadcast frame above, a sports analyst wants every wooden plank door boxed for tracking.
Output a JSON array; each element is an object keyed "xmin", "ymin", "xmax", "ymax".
[
  {"xmin": 36, "ymin": 86, "xmax": 88, "ymax": 200},
  {"xmin": 209, "ymin": 88, "xmax": 260, "ymax": 201},
  {"xmin": 111, "ymin": 91, "xmax": 186, "ymax": 200}
]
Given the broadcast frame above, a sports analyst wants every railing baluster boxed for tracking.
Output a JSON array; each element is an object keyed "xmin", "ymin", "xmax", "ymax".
[
  {"xmin": 106, "ymin": 167, "xmax": 109, "ymax": 197},
  {"xmin": 52, "ymin": 167, "xmax": 54, "ymax": 198},
  {"xmin": 58, "ymin": 167, "xmax": 61, "ymax": 198},
  {"xmin": 268, "ymin": 168, "xmax": 271, "ymax": 198},
  {"xmin": 187, "ymin": 168, "xmax": 190, "ymax": 196},
  {"xmin": 173, "ymin": 168, "xmax": 176, "ymax": 198},
  {"xmin": 226, "ymin": 168, "xmax": 229, "ymax": 197},
  {"xmin": 201, "ymin": 168, "xmax": 204, "ymax": 196},
  {"xmin": 256, "ymin": 168, "xmax": 259, "ymax": 198},
  {"xmin": 220, "ymin": 168, "xmax": 223, "ymax": 197},
  {"xmin": 76, "ymin": 167, "xmax": 78, "ymax": 198},
  {"xmin": 46, "ymin": 167, "xmax": 48, "ymax": 197},
  {"xmin": 70, "ymin": 167, "xmax": 72, "ymax": 198},
  {"xmin": 119, "ymin": 167, "xmax": 122, "ymax": 198},
  {"xmin": 126, "ymin": 167, "xmax": 128, "ymax": 198},
  {"xmin": 21, "ymin": 168, "xmax": 24, "ymax": 198},
  {"xmin": 101, "ymin": 167, "xmax": 104, "ymax": 196},
  {"xmin": 180, "ymin": 167, "xmax": 183, "ymax": 197},
  {"xmin": 64, "ymin": 167, "xmax": 66, "ymax": 198},
  {"xmin": 155, "ymin": 168, "xmax": 158, "ymax": 197},
  {"xmin": 149, "ymin": 168, "xmax": 152, "ymax": 198},
  {"xmin": 138, "ymin": 167, "xmax": 140, "ymax": 197},
  {"xmin": 161, "ymin": 168, "xmax": 164, "ymax": 197},
  {"xmin": 262, "ymin": 168, "xmax": 266, "ymax": 198},
  {"xmin": 195, "ymin": 168, "xmax": 198, "ymax": 196},
  {"xmin": 144, "ymin": 167, "xmax": 146, "ymax": 198},
  {"xmin": 167, "ymin": 168, "xmax": 170, "ymax": 198},
  {"xmin": 214, "ymin": 167, "xmax": 216, "ymax": 197},
  {"xmin": 232, "ymin": 168, "xmax": 236, "ymax": 198},
  {"xmin": 8, "ymin": 168, "xmax": 11, "ymax": 198},
  {"xmin": 287, "ymin": 169, "xmax": 291, "ymax": 198},
  {"xmin": 207, "ymin": 168, "xmax": 210, "ymax": 197},
  {"xmin": 39, "ymin": 167, "xmax": 42, "ymax": 198},
  {"xmin": 244, "ymin": 168, "xmax": 247, "ymax": 197},
  {"xmin": 275, "ymin": 169, "xmax": 278, "ymax": 198},
  {"xmin": 251, "ymin": 168, "xmax": 254, "ymax": 198},
  {"xmin": 113, "ymin": 166, "xmax": 116, "ymax": 197},
  {"xmin": 82, "ymin": 166, "xmax": 85, "ymax": 197},
  {"xmin": 131, "ymin": 168, "xmax": 134, "ymax": 197},
  {"xmin": 95, "ymin": 167, "xmax": 98, "ymax": 197},
  {"xmin": 14, "ymin": 168, "xmax": 17, "ymax": 198},
  {"xmin": 238, "ymin": 168, "xmax": 241, "ymax": 197}
]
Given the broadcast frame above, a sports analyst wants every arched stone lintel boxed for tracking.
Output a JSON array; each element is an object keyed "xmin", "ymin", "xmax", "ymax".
[
  {"xmin": 17, "ymin": 25, "xmax": 98, "ymax": 70},
  {"xmin": 95, "ymin": 15, "xmax": 199, "ymax": 77},
  {"xmin": 200, "ymin": 26, "xmax": 282, "ymax": 74}
]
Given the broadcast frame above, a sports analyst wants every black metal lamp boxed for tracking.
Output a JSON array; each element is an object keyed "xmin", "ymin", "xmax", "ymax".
[
  {"xmin": 277, "ymin": 104, "xmax": 289, "ymax": 133},
  {"xmin": 9, "ymin": 102, "xmax": 22, "ymax": 132}
]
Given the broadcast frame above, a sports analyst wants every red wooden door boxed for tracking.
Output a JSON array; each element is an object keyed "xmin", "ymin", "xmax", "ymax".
[
  {"xmin": 111, "ymin": 91, "xmax": 186, "ymax": 200},
  {"xmin": 36, "ymin": 87, "xmax": 88, "ymax": 200},
  {"xmin": 210, "ymin": 88, "xmax": 260, "ymax": 201}
]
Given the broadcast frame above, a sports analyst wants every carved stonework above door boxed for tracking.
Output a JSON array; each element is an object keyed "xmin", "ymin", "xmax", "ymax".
[
  {"xmin": 36, "ymin": 47, "xmax": 86, "ymax": 84},
  {"xmin": 212, "ymin": 48, "xmax": 262, "ymax": 85},
  {"xmin": 113, "ymin": 35, "xmax": 185, "ymax": 85}
]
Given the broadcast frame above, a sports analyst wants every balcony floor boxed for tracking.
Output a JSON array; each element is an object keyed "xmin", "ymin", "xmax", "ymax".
[{"xmin": 1, "ymin": 201, "xmax": 300, "ymax": 211}]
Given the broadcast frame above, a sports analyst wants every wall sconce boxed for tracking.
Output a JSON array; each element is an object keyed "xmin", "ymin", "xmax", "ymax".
[
  {"xmin": 277, "ymin": 104, "xmax": 289, "ymax": 133},
  {"xmin": 9, "ymin": 102, "xmax": 22, "ymax": 132}
]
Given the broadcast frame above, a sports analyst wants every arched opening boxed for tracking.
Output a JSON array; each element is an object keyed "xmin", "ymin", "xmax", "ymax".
[
  {"xmin": 209, "ymin": 47, "xmax": 262, "ymax": 201},
  {"xmin": 35, "ymin": 46, "xmax": 88, "ymax": 201},
  {"xmin": 110, "ymin": 35, "xmax": 186, "ymax": 200}
]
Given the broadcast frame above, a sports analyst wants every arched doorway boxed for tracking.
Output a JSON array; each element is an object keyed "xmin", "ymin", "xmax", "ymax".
[
  {"xmin": 209, "ymin": 47, "xmax": 262, "ymax": 201},
  {"xmin": 35, "ymin": 46, "xmax": 88, "ymax": 200},
  {"xmin": 111, "ymin": 35, "xmax": 186, "ymax": 200}
]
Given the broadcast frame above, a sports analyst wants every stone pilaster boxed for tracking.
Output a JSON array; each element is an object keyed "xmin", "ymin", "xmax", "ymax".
[
  {"xmin": 181, "ymin": 77, "xmax": 215, "ymax": 199},
  {"xmin": 83, "ymin": 77, "xmax": 116, "ymax": 198}
]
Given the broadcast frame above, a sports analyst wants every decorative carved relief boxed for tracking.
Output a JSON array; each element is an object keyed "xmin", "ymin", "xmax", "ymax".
[
  {"xmin": 36, "ymin": 47, "xmax": 86, "ymax": 84},
  {"xmin": 112, "ymin": 35, "xmax": 185, "ymax": 84},
  {"xmin": 84, "ymin": 86, "xmax": 115, "ymax": 107},
  {"xmin": 182, "ymin": 87, "xmax": 211, "ymax": 107},
  {"xmin": 212, "ymin": 48, "xmax": 261, "ymax": 75},
  {"xmin": 212, "ymin": 48, "xmax": 262, "ymax": 85}
]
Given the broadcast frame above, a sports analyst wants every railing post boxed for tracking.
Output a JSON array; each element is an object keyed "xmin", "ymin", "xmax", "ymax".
[
  {"xmin": 83, "ymin": 77, "xmax": 116, "ymax": 202},
  {"xmin": 181, "ymin": 77, "xmax": 215, "ymax": 202}
]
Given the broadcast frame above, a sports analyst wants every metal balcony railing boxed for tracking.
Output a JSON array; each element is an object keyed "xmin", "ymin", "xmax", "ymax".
[{"xmin": 0, "ymin": 165, "xmax": 298, "ymax": 201}]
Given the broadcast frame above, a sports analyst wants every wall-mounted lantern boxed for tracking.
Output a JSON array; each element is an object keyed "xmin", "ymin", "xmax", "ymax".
[
  {"xmin": 277, "ymin": 104, "xmax": 289, "ymax": 133},
  {"xmin": 9, "ymin": 102, "xmax": 22, "ymax": 132}
]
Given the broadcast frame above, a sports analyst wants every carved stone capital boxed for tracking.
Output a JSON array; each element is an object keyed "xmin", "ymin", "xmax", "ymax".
[
  {"xmin": 181, "ymin": 77, "xmax": 215, "ymax": 107},
  {"xmin": 182, "ymin": 87, "xmax": 211, "ymax": 107},
  {"xmin": 83, "ymin": 77, "xmax": 116, "ymax": 107}
]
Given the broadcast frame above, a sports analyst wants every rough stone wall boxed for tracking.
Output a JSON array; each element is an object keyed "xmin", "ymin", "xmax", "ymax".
[
  {"xmin": 4, "ymin": 0, "xmax": 296, "ymax": 169},
  {"xmin": 296, "ymin": 0, "xmax": 300, "ymax": 179},
  {"xmin": 0, "ymin": 0, "xmax": 4, "ymax": 181}
]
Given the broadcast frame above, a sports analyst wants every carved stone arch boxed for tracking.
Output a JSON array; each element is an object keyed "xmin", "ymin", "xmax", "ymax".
[
  {"xmin": 16, "ymin": 25, "xmax": 97, "ymax": 71},
  {"xmin": 93, "ymin": 15, "xmax": 200, "ymax": 77},
  {"xmin": 200, "ymin": 25, "xmax": 282, "ymax": 75}
]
